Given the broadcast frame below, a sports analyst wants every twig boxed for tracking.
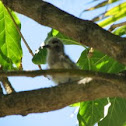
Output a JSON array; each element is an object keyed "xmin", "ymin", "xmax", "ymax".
[
  {"xmin": 0, "ymin": 65, "xmax": 15, "ymax": 94},
  {"xmin": 5, "ymin": 6, "xmax": 42, "ymax": 70},
  {"xmin": 109, "ymin": 21, "xmax": 126, "ymax": 32},
  {"xmin": 0, "ymin": 77, "xmax": 15, "ymax": 94}
]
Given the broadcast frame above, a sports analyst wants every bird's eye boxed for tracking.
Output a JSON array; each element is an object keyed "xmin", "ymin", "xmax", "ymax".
[{"xmin": 52, "ymin": 40, "xmax": 59, "ymax": 44}]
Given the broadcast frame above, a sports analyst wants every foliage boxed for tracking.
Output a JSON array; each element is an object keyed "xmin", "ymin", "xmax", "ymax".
[
  {"xmin": 32, "ymin": 47, "xmax": 47, "ymax": 64},
  {"xmin": 98, "ymin": 98, "xmax": 126, "ymax": 126},
  {"xmin": 78, "ymin": 1, "xmax": 126, "ymax": 126},
  {"xmin": 77, "ymin": 48, "xmax": 126, "ymax": 73},
  {"xmin": 0, "ymin": 1, "xmax": 22, "ymax": 70},
  {"xmin": 98, "ymin": 2, "xmax": 126, "ymax": 28},
  {"xmin": 77, "ymin": 99, "xmax": 108, "ymax": 126},
  {"xmin": 77, "ymin": 48, "xmax": 126, "ymax": 126}
]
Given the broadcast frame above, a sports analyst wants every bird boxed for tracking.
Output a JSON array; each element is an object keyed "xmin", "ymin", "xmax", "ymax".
[{"xmin": 43, "ymin": 37, "xmax": 80, "ymax": 84}]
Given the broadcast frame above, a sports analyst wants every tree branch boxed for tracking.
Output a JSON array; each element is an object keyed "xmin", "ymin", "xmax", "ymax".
[
  {"xmin": 0, "ymin": 77, "xmax": 15, "ymax": 94},
  {"xmin": 0, "ymin": 69, "xmax": 126, "ymax": 117},
  {"xmin": 0, "ymin": 77, "xmax": 126, "ymax": 117},
  {"xmin": 0, "ymin": 69, "xmax": 125, "ymax": 84},
  {"xmin": 1, "ymin": 0, "xmax": 126, "ymax": 65}
]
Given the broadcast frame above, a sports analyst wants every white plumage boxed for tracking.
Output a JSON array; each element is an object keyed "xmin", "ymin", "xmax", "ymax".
[{"xmin": 43, "ymin": 37, "xmax": 80, "ymax": 84}]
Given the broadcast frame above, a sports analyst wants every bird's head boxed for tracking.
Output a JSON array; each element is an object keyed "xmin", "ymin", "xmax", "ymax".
[{"xmin": 43, "ymin": 38, "xmax": 64, "ymax": 52}]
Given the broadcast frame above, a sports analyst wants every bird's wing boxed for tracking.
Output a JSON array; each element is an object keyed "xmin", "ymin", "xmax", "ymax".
[{"xmin": 60, "ymin": 54, "xmax": 79, "ymax": 69}]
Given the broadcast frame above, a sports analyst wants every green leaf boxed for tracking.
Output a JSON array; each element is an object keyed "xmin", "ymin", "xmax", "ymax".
[
  {"xmin": 0, "ymin": 2, "xmax": 22, "ymax": 70},
  {"xmin": 99, "ymin": 98, "xmax": 126, "ymax": 126},
  {"xmin": 78, "ymin": 99, "xmax": 108, "ymax": 126},
  {"xmin": 77, "ymin": 48, "xmax": 126, "ymax": 73},
  {"xmin": 98, "ymin": 11, "xmax": 126, "ymax": 27},
  {"xmin": 77, "ymin": 49, "xmax": 126, "ymax": 126},
  {"xmin": 32, "ymin": 47, "xmax": 47, "ymax": 64},
  {"xmin": 113, "ymin": 25, "xmax": 126, "ymax": 36},
  {"xmin": 105, "ymin": 2, "xmax": 126, "ymax": 16},
  {"xmin": 98, "ymin": 2, "xmax": 126, "ymax": 27}
]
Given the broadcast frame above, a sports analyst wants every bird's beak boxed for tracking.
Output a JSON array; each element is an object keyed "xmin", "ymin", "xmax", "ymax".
[{"xmin": 43, "ymin": 45, "xmax": 50, "ymax": 48}]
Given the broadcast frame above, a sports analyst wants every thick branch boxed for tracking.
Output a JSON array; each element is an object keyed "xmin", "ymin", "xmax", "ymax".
[
  {"xmin": 0, "ymin": 69, "xmax": 126, "ymax": 117},
  {"xmin": 2, "ymin": 0, "xmax": 126, "ymax": 64},
  {"xmin": 0, "ymin": 78, "xmax": 126, "ymax": 117}
]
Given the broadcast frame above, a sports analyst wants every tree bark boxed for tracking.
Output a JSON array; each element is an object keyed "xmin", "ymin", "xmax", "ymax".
[
  {"xmin": 0, "ymin": 77, "xmax": 15, "ymax": 94},
  {"xmin": 0, "ymin": 78, "xmax": 126, "ymax": 117},
  {"xmin": 1, "ymin": 0, "xmax": 126, "ymax": 65},
  {"xmin": 0, "ymin": 69, "xmax": 125, "ymax": 117}
]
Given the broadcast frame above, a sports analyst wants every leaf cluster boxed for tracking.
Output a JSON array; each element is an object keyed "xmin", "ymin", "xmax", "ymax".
[{"xmin": 0, "ymin": 1, "xmax": 22, "ymax": 70}]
